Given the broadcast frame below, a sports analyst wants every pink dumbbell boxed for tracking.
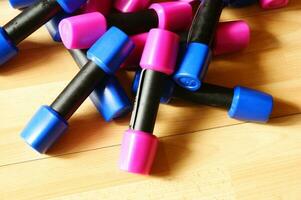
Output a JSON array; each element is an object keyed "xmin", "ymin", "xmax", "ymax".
[
  {"xmin": 59, "ymin": 1, "xmax": 195, "ymax": 49},
  {"xmin": 59, "ymin": 3, "xmax": 249, "ymax": 51},
  {"xmin": 122, "ymin": 20, "xmax": 250, "ymax": 70},
  {"xmin": 181, "ymin": 0, "xmax": 289, "ymax": 9},
  {"xmin": 119, "ymin": 28, "xmax": 180, "ymax": 174}
]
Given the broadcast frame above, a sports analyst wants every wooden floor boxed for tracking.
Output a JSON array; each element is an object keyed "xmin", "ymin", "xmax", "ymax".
[{"xmin": 1, "ymin": 0, "xmax": 301, "ymax": 199}]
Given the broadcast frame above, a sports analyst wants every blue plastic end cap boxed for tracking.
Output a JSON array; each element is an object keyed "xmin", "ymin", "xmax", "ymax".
[
  {"xmin": 56, "ymin": 0, "xmax": 87, "ymax": 13},
  {"xmin": 20, "ymin": 106, "xmax": 68, "ymax": 153},
  {"xmin": 132, "ymin": 70, "xmax": 174, "ymax": 104},
  {"xmin": 227, "ymin": 0, "xmax": 257, "ymax": 7},
  {"xmin": 87, "ymin": 27, "xmax": 135, "ymax": 75},
  {"xmin": 8, "ymin": 0, "xmax": 37, "ymax": 9},
  {"xmin": 173, "ymin": 42, "xmax": 211, "ymax": 92},
  {"xmin": 228, "ymin": 86, "xmax": 274, "ymax": 123},
  {"xmin": 89, "ymin": 76, "xmax": 132, "ymax": 122},
  {"xmin": 0, "ymin": 27, "xmax": 18, "ymax": 66}
]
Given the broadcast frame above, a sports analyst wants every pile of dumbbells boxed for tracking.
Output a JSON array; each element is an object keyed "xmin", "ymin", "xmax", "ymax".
[{"xmin": 1, "ymin": 0, "xmax": 288, "ymax": 174}]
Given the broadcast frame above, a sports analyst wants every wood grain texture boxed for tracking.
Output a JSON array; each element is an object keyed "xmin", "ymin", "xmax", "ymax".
[{"xmin": 0, "ymin": 0, "xmax": 300, "ymax": 199}]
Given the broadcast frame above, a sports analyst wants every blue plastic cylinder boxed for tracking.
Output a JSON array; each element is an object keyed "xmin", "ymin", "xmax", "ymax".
[
  {"xmin": 20, "ymin": 106, "xmax": 68, "ymax": 153},
  {"xmin": 89, "ymin": 76, "xmax": 132, "ymax": 121},
  {"xmin": 228, "ymin": 86, "xmax": 274, "ymax": 122},
  {"xmin": 45, "ymin": 12, "xmax": 69, "ymax": 42},
  {"xmin": 173, "ymin": 42, "xmax": 211, "ymax": 91},
  {"xmin": 87, "ymin": 27, "xmax": 135, "ymax": 75},
  {"xmin": 8, "ymin": 0, "xmax": 37, "ymax": 9},
  {"xmin": 56, "ymin": 0, "xmax": 87, "ymax": 13},
  {"xmin": 0, "ymin": 27, "xmax": 18, "ymax": 66}
]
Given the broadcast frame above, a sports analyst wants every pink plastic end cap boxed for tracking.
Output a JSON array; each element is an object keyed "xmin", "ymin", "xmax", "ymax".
[
  {"xmin": 140, "ymin": 28, "xmax": 180, "ymax": 75},
  {"xmin": 213, "ymin": 20, "xmax": 250, "ymax": 56},
  {"xmin": 150, "ymin": 2, "xmax": 193, "ymax": 32},
  {"xmin": 121, "ymin": 32, "xmax": 148, "ymax": 70},
  {"xmin": 59, "ymin": 12, "xmax": 107, "ymax": 49},
  {"xmin": 114, "ymin": 0, "xmax": 150, "ymax": 13},
  {"xmin": 260, "ymin": 0, "xmax": 288, "ymax": 9},
  {"xmin": 119, "ymin": 130, "xmax": 158, "ymax": 175},
  {"xmin": 80, "ymin": 0, "xmax": 112, "ymax": 16}
]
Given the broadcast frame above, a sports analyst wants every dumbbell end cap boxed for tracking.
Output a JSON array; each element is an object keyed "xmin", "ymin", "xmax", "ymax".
[
  {"xmin": 173, "ymin": 42, "xmax": 210, "ymax": 91},
  {"xmin": 140, "ymin": 28, "xmax": 180, "ymax": 75},
  {"xmin": 228, "ymin": 86, "xmax": 273, "ymax": 122},
  {"xmin": 90, "ymin": 77, "xmax": 131, "ymax": 122},
  {"xmin": 260, "ymin": 0, "xmax": 288, "ymax": 9},
  {"xmin": 173, "ymin": 72, "xmax": 201, "ymax": 92},
  {"xmin": 20, "ymin": 106, "xmax": 68, "ymax": 154},
  {"xmin": 119, "ymin": 130, "xmax": 158, "ymax": 175},
  {"xmin": 0, "ymin": 27, "xmax": 18, "ymax": 66},
  {"xmin": 87, "ymin": 27, "xmax": 135, "ymax": 75},
  {"xmin": 59, "ymin": 12, "xmax": 107, "ymax": 49},
  {"xmin": 214, "ymin": 20, "xmax": 250, "ymax": 56}
]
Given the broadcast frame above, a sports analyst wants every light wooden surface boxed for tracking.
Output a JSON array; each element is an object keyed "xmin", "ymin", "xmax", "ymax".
[{"xmin": 0, "ymin": 0, "xmax": 301, "ymax": 199}]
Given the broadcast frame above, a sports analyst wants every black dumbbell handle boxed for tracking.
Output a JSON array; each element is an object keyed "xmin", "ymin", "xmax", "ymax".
[
  {"xmin": 188, "ymin": 0, "xmax": 224, "ymax": 46},
  {"xmin": 68, "ymin": 49, "xmax": 88, "ymax": 67},
  {"xmin": 3, "ymin": 0, "xmax": 62, "ymax": 45},
  {"xmin": 173, "ymin": 83, "xmax": 234, "ymax": 109},
  {"xmin": 107, "ymin": 0, "xmax": 200, "ymax": 35},
  {"xmin": 107, "ymin": 9, "xmax": 158, "ymax": 35},
  {"xmin": 50, "ymin": 61, "xmax": 106, "ymax": 121},
  {"xmin": 130, "ymin": 70, "xmax": 168, "ymax": 133}
]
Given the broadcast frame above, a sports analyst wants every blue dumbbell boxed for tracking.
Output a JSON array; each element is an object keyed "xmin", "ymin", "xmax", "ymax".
[
  {"xmin": 0, "ymin": 0, "xmax": 87, "ymax": 65},
  {"xmin": 68, "ymin": 49, "xmax": 132, "ymax": 121},
  {"xmin": 134, "ymin": 70, "xmax": 273, "ymax": 122},
  {"xmin": 20, "ymin": 27, "xmax": 134, "ymax": 153}
]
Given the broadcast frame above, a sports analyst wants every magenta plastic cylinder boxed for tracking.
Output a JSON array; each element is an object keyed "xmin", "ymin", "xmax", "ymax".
[
  {"xmin": 59, "ymin": 12, "xmax": 107, "ymax": 49},
  {"xmin": 140, "ymin": 28, "xmax": 180, "ymax": 75},
  {"xmin": 80, "ymin": 0, "xmax": 112, "ymax": 15},
  {"xmin": 149, "ymin": 2, "xmax": 193, "ymax": 32},
  {"xmin": 121, "ymin": 20, "xmax": 250, "ymax": 70},
  {"xmin": 119, "ymin": 29, "xmax": 179, "ymax": 175},
  {"xmin": 213, "ymin": 20, "xmax": 250, "ymax": 56},
  {"xmin": 260, "ymin": 0, "xmax": 289, "ymax": 9},
  {"xmin": 119, "ymin": 130, "xmax": 158, "ymax": 175},
  {"xmin": 114, "ymin": 0, "xmax": 151, "ymax": 13}
]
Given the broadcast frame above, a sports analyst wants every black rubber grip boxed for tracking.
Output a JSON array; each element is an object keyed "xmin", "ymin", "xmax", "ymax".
[
  {"xmin": 187, "ymin": 0, "xmax": 224, "ymax": 46},
  {"xmin": 107, "ymin": 9, "xmax": 159, "ymax": 35},
  {"xmin": 68, "ymin": 49, "xmax": 88, "ymax": 68},
  {"xmin": 51, "ymin": 61, "xmax": 107, "ymax": 120},
  {"xmin": 3, "ymin": 0, "xmax": 62, "ymax": 45},
  {"xmin": 173, "ymin": 83, "xmax": 234, "ymax": 109},
  {"xmin": 130, "ymin": 70, "xmax": 168, "ymax": 133}
]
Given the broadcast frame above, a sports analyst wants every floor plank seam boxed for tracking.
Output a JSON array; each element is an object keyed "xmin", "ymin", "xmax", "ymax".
[{"xmin": 0, "ymin": 111, "xmax": 300, "ymax": 168}]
